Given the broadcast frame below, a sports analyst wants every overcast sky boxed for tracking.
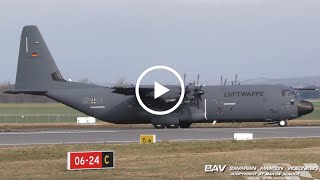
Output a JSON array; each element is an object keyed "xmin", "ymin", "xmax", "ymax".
[{"xmin": 1, "ymin": 0, "xmax": 320, "ymax": 85}]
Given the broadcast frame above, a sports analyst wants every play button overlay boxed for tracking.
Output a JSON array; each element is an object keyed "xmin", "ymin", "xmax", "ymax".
[
  {"xmin": 154, "ymin": 82, "xmax": 169, "ymax": 99},
  {"xmin": 135, "ymin": 65, "xmax": 185, "ymax": 115}
]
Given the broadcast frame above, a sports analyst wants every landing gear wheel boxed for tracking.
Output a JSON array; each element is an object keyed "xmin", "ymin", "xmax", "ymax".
[
  {"xmin": 278, "ymin": 120, "xmax": 288, "ymax": 127},
  {"xmin": 154, "ymin": 124, "xmax": 165, "ymax": 129},
  {"xmin": 166, "ymin": 124, "xmax": 179, "ymax": 128},
  {"xmin": 179, "ymin": 122, "xmax": 192, "ymax": 128}
]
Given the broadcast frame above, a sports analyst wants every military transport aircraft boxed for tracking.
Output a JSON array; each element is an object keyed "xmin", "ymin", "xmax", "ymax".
[{"xmin": 5, "ymin": 26, "xmax": 315, "ymax": 128}]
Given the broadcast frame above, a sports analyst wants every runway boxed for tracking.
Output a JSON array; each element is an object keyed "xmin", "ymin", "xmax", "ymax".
[{"xmin": 1, "ymin": 126, "xmax": 320, "ymax": 146}]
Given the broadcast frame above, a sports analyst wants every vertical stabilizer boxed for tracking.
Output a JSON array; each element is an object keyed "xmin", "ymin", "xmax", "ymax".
[{"xmin": 14, "ymin": 25, "xmax": 65, "ymax": 92}]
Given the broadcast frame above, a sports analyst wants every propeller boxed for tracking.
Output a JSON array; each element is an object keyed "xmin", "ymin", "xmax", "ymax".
[
  {"xmin": 192, "ymin": 74, "xmax": 204, "ymax": 109},
  {"xmin": 181, "ymin": 73, "xmax": 205, "ymax": 109}
]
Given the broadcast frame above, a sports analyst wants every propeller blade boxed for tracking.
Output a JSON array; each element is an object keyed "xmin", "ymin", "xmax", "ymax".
[
  {"xmin": 235, "ymin": 74, "xmax": 238, "ymax": 85},
  {"xmin": 196, "ymin": 95, "xmax": 203, "ymax": 109},
  {"xmin": 197, "ymin": 98, "xmax": 199, "ymax": 109},
  {"xmin": 197, "ymin": 74, "xmax": 200, "ymax": 88},
  {"xmin": 185, "ymin": 85, "xmax": 191, "ymax": 94},
  {"xmin": 183, "ymin": 73, "xmax": 186, "ymax": 86},
  {"xmin": 221, "ymin": 76, "xmax": 223, "ymax": 85},
  {"xmin": 224, "ymin": 78, "xmax": 227, "ymax": 86}
]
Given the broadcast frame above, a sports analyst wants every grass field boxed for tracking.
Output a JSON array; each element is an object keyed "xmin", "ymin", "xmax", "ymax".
[
  {"xmin": 0, "ymin": 103, "xmax": 86, "ymax": 123},
  {"xmin": 0, "ymin": 102, "xmax": 319, "ymax": 124},
  {"xmin": 0, "ymin": 138, "xmax": 320, "ymax": 179}
]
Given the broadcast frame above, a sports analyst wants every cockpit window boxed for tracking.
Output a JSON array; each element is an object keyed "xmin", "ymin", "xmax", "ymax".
[{"xmin": 282, "ymin": 89, "xmax": 297, "ymax": 96}]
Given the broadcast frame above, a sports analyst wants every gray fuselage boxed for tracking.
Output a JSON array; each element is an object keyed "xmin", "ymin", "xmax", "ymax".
[{"xmin": 44, "ymin": 82, "xmax": 310, "ymax": 125}]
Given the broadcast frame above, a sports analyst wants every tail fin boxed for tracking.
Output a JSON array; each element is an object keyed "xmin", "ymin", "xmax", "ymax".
[{"xmin": 13, "ymin": 25, "xmax": 65, "ymax": 93}]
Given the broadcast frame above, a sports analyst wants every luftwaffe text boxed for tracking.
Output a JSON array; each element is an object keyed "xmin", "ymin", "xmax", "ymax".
[{"xmin": 224, "ymin": 91, "xmax": 264, "ymax": 97}]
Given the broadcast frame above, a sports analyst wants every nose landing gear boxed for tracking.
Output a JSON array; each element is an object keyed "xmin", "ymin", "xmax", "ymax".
[{"xmin": 278, "ymin": 120, "xmax": 288, "ymax": 127}]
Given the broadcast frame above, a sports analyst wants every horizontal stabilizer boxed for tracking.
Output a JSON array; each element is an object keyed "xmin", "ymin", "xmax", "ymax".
[{"xmin": 3, "ymin": 89, "xmax": 47, "ymax": 95}]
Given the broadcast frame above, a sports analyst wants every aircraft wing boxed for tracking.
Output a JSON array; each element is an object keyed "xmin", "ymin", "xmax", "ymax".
[
  {"xmin": 111, "ymin": 85, "xmax": 182, "ymax": 100},
  {"xmin": 293, "ymin": 88, "xmax": 318, "ymax": 91},
  {"xmin": 112, "ymin": 85, "xmax": 153, "ymax": 96}
]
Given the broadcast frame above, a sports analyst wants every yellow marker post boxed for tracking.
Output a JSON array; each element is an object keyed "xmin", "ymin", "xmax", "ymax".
[{"xmin": 140, "ymin": 135, "xmax": 156, "ymax": 144}]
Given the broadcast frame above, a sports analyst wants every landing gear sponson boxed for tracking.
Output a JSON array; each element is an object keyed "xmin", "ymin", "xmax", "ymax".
[{"xmin": 155, "ymin": 121, "xmax": 289, "ymax": 128}]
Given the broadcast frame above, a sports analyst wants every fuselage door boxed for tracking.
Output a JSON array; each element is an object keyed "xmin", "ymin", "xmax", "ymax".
[{"xmin": 206, "ymin": 99, "xmax": 224, "ymax": 120}]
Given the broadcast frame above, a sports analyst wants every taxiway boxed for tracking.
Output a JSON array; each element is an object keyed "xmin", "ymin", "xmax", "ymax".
[{"xmin": 1, "ymin": 126, "xmax": 320, "ymax": 146}]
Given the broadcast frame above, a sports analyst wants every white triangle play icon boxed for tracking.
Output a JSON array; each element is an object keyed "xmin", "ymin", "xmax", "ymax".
[{"xmin": 154, "ymin": 81, "xmax": 170, "ymax": 99}]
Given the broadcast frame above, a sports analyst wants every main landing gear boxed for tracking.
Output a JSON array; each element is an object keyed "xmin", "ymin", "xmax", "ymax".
[
  {"xmin": 154, "ymin": 124, "xmax": 165, "ymax": 129},
  {"xmin": 179, "ymin": 122, "xmax": 192, "ymax": 128},
  {"xmin": 278, "ymin": 120, "xmax": 288, "ymax": 127},
  {"xmin": 153, "ymin": 122, "xmax": 192, "ymax": 129},
  {"xmin": 166, "ymin": 124, "xmax": 179, "ymax": 128}
]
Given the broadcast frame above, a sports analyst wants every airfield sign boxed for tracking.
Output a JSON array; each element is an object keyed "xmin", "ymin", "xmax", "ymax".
[
  {"xmin": 67, "ymin": 151, "xmax": 114, "ymax": 170},
  {"xmin": 140, "ymin": 135, "xmax": 156, "ymax": 144}
]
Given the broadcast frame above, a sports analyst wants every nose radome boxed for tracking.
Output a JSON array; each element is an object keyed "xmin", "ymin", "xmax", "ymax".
[{"xmin": 297, "ymin": 100, "xmax": 314, "ymax": 116}]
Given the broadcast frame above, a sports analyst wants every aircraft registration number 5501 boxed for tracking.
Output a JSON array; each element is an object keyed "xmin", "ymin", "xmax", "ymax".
[{"xmin": 67, "ymin": 151, "xmax": 114, "ymax": 170}]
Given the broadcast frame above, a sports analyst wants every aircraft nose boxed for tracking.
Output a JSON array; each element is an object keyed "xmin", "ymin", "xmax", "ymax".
[{"xmin": 297, "ymin": 100, "xmax": 314, "ymax": 116}]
